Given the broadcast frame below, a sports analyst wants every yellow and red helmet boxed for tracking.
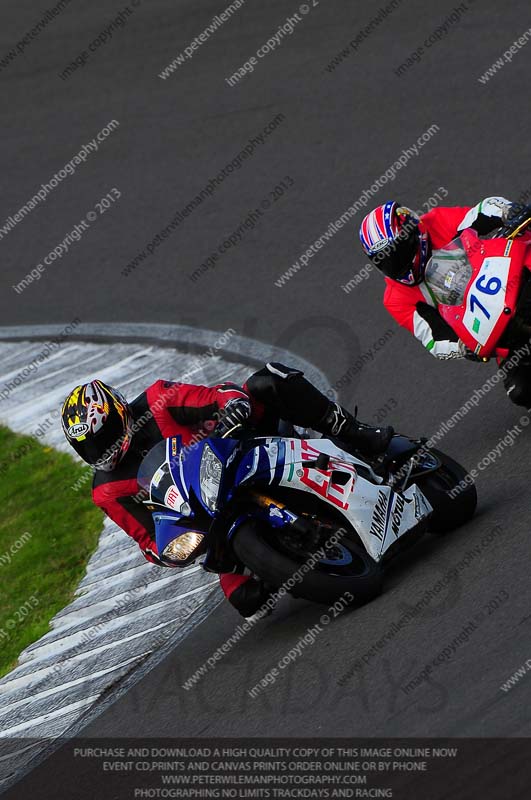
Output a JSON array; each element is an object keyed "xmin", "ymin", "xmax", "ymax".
[{"xmin": 61, "ymin": 380, "xmax": 133, "ymax": 471}]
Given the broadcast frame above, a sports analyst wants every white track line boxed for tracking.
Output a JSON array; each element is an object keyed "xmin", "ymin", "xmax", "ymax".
[
  {"xmin": 0, "ymin": 324, "xmax": 328, "ymax": 792},
  {"xmin": 18, "ymin": 581, "xmax": 218, "ymax": 664},
  {"xmin": 0, "ymin": 742, "xmax": 41, "ymax": 764},
  {"xmin": 0, "ymin": 654, "xmax": 148, "ymax": 716},
  {"xmin": 0, "ymin": 696, "xmax": 101, "ymax": 737}
]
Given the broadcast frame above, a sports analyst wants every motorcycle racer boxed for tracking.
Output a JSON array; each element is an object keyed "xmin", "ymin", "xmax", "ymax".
[
  {"xmin": 359, "ymin": 197, "xmax": 531, "ymax": 404},
  {"xmin": 61, "ymin": 364, "xmax": 393, "ymax": 616}
]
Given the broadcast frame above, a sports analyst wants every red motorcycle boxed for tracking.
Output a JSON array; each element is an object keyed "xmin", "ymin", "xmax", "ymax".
[{"xmin": 424, "ymin": 206, "xmax": 531, "ymax": 360}]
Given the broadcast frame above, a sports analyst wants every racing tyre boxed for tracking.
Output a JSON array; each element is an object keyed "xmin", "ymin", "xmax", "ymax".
[
  {"xmin": 415, "ymin": 449, "xmax": 477, "ymax": 533},
  {"xmin": 232, "ymin": 520, "xmax": 382, "ymax": 606}
]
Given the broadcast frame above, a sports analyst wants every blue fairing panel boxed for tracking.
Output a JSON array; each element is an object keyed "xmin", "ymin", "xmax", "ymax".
[
  {"xmin": 205, "ymin": 436, "xmax": 241, "ymax": 463},
  {"xmin": 233, "ymin": 440, "xmax": 285, "ymax": 489},
  {"xmin": 154, "ymin": 511, "xmax": 188, "ymax": 554}
]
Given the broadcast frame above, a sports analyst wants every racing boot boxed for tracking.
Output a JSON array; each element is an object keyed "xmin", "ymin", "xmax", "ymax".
[
  {"xmin": 319, "ymin": 402, "xmax": 394, "ymax": 456},
  {"xmin": 245, "ymin": 362, "xmax": 394, "ymax": 455}
]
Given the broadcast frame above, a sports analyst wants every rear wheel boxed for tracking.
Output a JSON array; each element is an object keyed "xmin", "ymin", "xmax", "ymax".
[
  {"xmin": 232, "ymin": 520, "xmax": 382, "ymax": 605},
  {"xmin": 414, "ymin": 449, "xmax": 477, "ymax": 533}
]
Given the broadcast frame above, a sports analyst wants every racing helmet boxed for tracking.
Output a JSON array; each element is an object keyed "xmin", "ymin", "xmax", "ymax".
[
  {"xmin": 359, "ymin": 201, "xmax": 429, "ymax": 286},
  {"xmin": 61, "ymin": 380, "xmax": 133, "ymax": 471}
]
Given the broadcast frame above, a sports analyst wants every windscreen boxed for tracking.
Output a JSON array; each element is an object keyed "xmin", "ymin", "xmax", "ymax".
[
  {"xmin": 137, "ymin": 439, "xmax": 186, "ymax": 506},
  {"xmin": 137, "ymin": 441, "xmax": 168, "ymax": 494},
  {"xmin": 424, "ymin": 236, "xmax": 473, "ymax": 306}
]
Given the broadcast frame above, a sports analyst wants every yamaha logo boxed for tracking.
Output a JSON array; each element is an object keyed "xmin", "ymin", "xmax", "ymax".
[{"xmin": 68, "ymin": 422, "xmax": 89, "ymax": 438}]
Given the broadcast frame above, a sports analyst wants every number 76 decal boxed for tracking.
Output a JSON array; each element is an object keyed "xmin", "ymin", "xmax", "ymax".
[
  {"xmin": 463, "ymin": 256, "xmax": 511, "ymax": 344},
  {"xmin": 469, "ymin": 275, "xmax": 503, "ymax": 320}
]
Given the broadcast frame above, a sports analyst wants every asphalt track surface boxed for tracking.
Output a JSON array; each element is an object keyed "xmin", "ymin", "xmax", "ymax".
[{"xmin": 2, "ymin": 0, "xmax": 531, "ymax": 795}]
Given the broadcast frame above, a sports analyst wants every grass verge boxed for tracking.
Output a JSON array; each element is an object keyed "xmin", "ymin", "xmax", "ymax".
[{"xmin": 0, "ymin": 425, "xmax": 102, "ymax": 678}]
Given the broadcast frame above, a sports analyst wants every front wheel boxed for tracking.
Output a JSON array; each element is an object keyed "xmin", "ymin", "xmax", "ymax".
[
  {"xmin": 231, "ymin": 520, "xmax": 382, "ymax": 606},
  {"xmin": 414, "ymin": 449, "xmax": 477, "ymax": 533}
]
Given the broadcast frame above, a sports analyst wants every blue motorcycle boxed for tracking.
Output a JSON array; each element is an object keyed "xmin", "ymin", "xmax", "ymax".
[{"xmin": 137, "ymin": 426, "xmax": 476, "ymax": 606}]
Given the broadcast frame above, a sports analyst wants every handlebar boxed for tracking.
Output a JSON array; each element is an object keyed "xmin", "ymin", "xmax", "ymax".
[{"xmin": 500, "ymin": 204, "xmax": 531, "ymax": 239}]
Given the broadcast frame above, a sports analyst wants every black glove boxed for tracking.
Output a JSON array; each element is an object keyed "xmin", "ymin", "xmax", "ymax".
[
  {"xmin": 504, "ymin": 202, "xmax": 531, "ymax": 223},
  {"xmin": 501, "ymin": 203, "xmax": 531, "ymax": 236},
  {"xmin": 214, "ymin": 398, "xmax": 252, "ymax": 437}
]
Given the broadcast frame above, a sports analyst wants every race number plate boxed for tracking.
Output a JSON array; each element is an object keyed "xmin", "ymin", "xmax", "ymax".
[{"xmin": 462, "ymin": 256, "xmax": 511, "ymax": 346}]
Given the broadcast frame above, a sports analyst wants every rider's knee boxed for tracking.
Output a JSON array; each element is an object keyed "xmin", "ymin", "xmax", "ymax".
[
  {"xmin": 220, "ymin": 573, "xmax": 269, "ymax": 618},
  {"xmin": 246, "ymin": 362, "xmax": 304, "ymax": 405}
]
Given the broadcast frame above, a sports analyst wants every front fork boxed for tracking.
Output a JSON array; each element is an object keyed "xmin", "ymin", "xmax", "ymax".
[
  {"xmin": 227, "ymin": 491, "xmax": 320, "ymax": 544},
  {"xmin": 202, "ymin": 491, "xmax": 328, "ymax": 574},
  {"xmin": 383, "ymin": 437, "xmax": 440, "ymax": 491}
]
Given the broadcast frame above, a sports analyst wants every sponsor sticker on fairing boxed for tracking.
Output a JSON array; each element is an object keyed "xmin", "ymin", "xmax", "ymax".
[
  {"xmin": 370, "ymin": 490, "xmax": 388, "ymax": 541},
  {"xmin": 390, "ymin": 493, "xmax": 406, "ymax": 537},
  {"xmin": 164, "ymin": 485, "xmax": 184, "ymax": 510},
  {"xmin": 152, "ymin": 467, "xmax": 165, "ymax": 488}
]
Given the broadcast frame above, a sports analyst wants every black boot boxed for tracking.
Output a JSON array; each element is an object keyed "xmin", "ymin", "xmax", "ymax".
[
  {"xmin": 320, "ymin": 402, "xmax": 394, "ymax": 456},
  {"xmin": 246, "ymin": 363, "xmax": 394, "ymax": 454}
]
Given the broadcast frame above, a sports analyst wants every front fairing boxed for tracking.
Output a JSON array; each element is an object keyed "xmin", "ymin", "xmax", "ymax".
[
  {"xmin": 137, "ymin": 436, "xmax": 240, "ymax": 560},
  {"xmin": 434, "ymin": 230, "xmax": 528, "ymax": 357},
  {"xmin": 139, "ymin": 436, "xmax": 240, "ymax": 510},
  {"xmin": 174, "ymin": 435, "xmax": 241, "ymax": 514},
  {"xmin": 139, "ymin": 434, "xmax": 433, "ymax": 566}
]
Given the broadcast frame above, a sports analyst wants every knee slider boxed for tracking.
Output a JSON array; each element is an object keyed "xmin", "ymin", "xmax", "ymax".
[{"xmin": 228, "ymin": 579, "xmax": 268, "ymax": 617}]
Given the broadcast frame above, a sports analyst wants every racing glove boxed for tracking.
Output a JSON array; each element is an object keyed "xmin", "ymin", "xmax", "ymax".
[
  {"xmin": 458, "ymin": 197, "xmax": 512, "ymax": 236},
  {"xmin": 142, "ymin": 541, "xmax": 179, "ymax": 567},
  {"xmin": 214, "ymin": 397, "xmax": 252, "ymax": 437},
  {"xmin": 503, "ymin": 202, "xmax": 531, "ymax": 223},
  {"xmin": 501, "ymin": 203, "xmax": 531, "ymax": 236}
]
